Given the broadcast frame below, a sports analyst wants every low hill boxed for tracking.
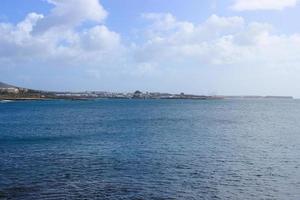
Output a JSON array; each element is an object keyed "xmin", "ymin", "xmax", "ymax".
[
  {"xmin": 0, "ymin": 81, "xmax": 50, "ymax": 100},
  {"xmin": 0, "ymin": 82, "xmax": 17, "ymax": 89}
]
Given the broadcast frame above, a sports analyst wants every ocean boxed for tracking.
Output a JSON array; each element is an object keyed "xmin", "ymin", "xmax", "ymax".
[{"xmin": 0, "ymin": 99, "xmax": 299, "ymax": 199}]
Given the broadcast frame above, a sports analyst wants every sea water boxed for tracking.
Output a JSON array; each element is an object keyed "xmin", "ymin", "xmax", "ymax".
[{"xmin": 0, "ymin": 99, "xmax": 299, "ymax": 199}]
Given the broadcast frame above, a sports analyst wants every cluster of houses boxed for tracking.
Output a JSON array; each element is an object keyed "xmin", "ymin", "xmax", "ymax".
[
  {"xmin": 53, "ymin": 90, "xmax": 217, "ymax": 100},
  {"xmin": 0, "ymin": 87, "xmax": 20, "ymax": 94},
  {"xmin": 0, "ymin": 82, "xmax": 25, "ymax": 94}
]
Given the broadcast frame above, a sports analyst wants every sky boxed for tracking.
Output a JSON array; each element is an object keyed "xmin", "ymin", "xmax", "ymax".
[{"xmin": 1, "ymin": 0, "xmax": 300, "ymax": 96}]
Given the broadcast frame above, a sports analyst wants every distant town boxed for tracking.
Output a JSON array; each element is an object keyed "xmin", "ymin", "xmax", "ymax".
[{"xmin": 0, "ymin": 81, "xmax": 294, "ymax": 101}]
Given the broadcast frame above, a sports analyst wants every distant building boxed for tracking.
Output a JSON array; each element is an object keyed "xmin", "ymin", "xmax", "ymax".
[
  {"xmin": 0, "ymin": 88, "xmax": 19, "ymax": 94},
  {"xmin": 133, "ymin": 90, "xmax": 143, "ymax": 98}
]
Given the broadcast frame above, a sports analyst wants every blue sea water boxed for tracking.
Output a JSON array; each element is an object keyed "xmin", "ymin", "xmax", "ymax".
[{"xmin": 0, "ymin": 99, "xmax": 300, "ymax": 200}]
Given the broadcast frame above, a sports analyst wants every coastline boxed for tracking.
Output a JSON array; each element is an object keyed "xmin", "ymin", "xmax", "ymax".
[{"xmin": 0, "ymin": 81, "xmax": 294, "ymax": 101}]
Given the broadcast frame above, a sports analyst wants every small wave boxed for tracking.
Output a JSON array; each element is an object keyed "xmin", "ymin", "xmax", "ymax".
[{"xmin": 0, "ymin": 100, "xmax": 14, "ymax": 103}]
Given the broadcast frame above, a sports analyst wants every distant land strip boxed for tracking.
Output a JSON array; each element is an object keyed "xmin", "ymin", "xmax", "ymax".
[{"xmin": 0, "ymin": 82, "xmax": 293, "ymax": 101}]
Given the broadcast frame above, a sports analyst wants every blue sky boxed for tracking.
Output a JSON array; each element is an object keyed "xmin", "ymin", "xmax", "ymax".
[
  {"xmin": 2, "ymin": 0, "xmax": 300, "ymax": 34},
  {"xmin": 1, "ymin": 0, "xmax": 300, "ymax": 96}
]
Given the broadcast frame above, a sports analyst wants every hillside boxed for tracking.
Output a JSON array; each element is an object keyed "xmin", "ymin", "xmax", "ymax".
[
  {"xmin": 0, "ymin": 81, "xmax": 50, "ymax": 100},
  {"xmin": 0, "ymin": 82, "xmax": 17, "ymax": 89}
]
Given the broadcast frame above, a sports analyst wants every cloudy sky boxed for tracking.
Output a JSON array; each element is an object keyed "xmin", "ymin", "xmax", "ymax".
[{"xmin": 1, "ymin": 0, "xmax": 300, "ymax": 96}]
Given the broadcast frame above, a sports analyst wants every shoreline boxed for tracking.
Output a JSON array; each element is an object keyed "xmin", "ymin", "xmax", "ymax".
[{"xmin": 0, "ymin": 97, "xmax": 295, "ymax": 101}]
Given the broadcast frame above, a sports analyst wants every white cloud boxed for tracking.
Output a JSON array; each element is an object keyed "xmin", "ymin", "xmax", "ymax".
[
  {"xmin": 80, "ymin": 25, "xmax": 121, "ymax": 52},
  {"xmin": 0, "ymin": 13, "xmax": 47, "ymax": 59},
  {"xmin": 0, "ymin": 0, "xmax": 121, "ymax": 62},
  {"xmin": 17, "ymin": 13, "xmax": 44, "ymax": 34},
  {"xmin": 135, "ymin": 14, "xmax": 246, "ymax": 64},
  {"xmin": 135, "ymin": 13, "xmax": 300, "ymax": 67},
  {"xmin": 35, "ymin": 0, "xmax": 107, "ymax": 33},
  {"xmin": 231, "ymin": 0, "xmax": 299, "ymax": 11}
]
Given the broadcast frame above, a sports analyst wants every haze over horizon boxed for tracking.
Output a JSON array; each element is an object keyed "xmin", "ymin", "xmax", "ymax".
[{"xmin": 1, "ymin": 0, "xmax": 300, "ymax": 97}]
